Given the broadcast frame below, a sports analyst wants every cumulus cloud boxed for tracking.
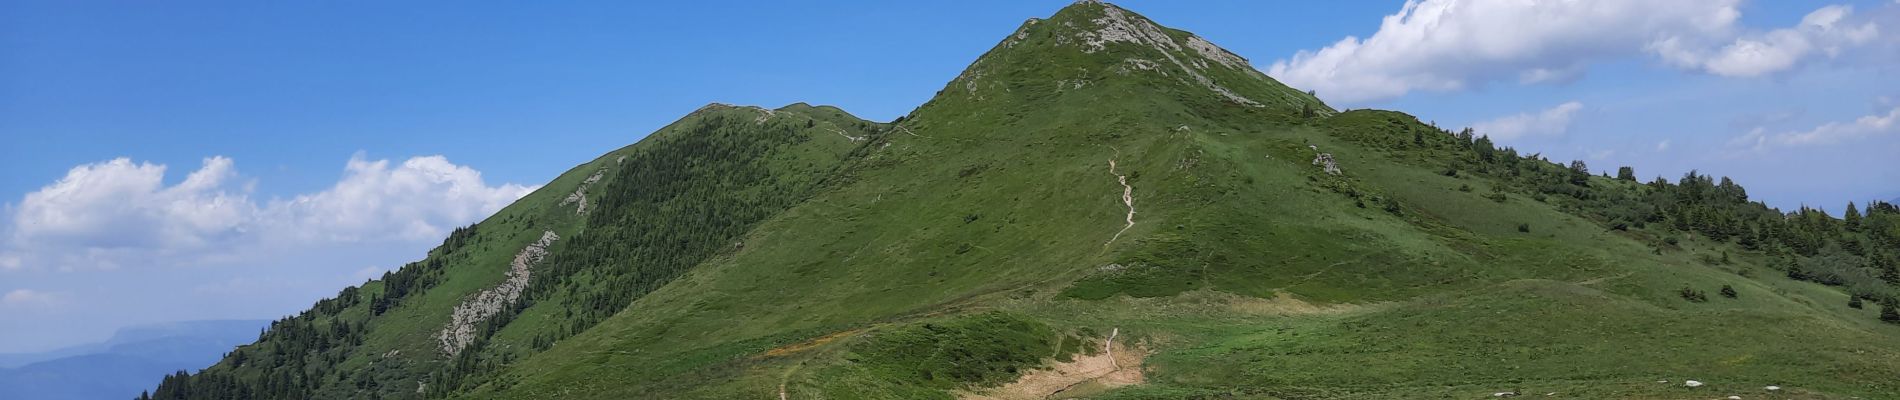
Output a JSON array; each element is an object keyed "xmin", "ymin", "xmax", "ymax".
[
  {"xmin": 1268, "ymin": 1, "xmax": 1884, "ymax": 104},
  {"xmin": 1657, "ymin": 5, "xmax": 1879, "ymax": 77},
  {"xmin": 264, "ymin": 154, "xmax": 537, "ymax": 242},
  {"xmin": 1471, "ymin": 101, "xmax": 1585, "ymax": 141},
  {"xmin": 2, "ymin": 154, "xmax": 537, "ymax": 271},
  {"xmin": 1732, "ymin": 106, "xmax": 1900, "ymax": 151},
  {"xmin": 1268, "ymin": 0, "xmax": 1741, "ymax": 103},
  {"xmin": 1, "ymin": 289, "xmax": 62, "ymax": 309},
  {"xmin": 11, "ymin": 157, "xmax": 252, "ymax": 252}
]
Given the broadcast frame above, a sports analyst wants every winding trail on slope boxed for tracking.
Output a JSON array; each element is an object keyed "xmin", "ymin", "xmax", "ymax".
[
  {"xmin": 1105, "ymin": 156, "xmax": 1136, "ymax": 247},
  {"xmin": 965, "ymin": 326, "xmax": 1143, "ymax": 400}
]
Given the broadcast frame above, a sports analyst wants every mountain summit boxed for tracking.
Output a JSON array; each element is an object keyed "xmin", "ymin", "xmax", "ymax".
[
  {"xmin": 147, "ymin": 3, "xmax": 1900, "ymax": 399},
  {"xmin": 939, "ymin": 0, "xmax": 1325, "ymax": 114}
]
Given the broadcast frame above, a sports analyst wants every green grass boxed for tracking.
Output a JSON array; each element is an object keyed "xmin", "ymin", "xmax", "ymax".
[
  {"xmin": 157, "ymin": 2, "xmax": 1900, "ymax": 399},
  {"xmin": 475, "ymin": 3, "xmax": 1900, "ymax": 399}
]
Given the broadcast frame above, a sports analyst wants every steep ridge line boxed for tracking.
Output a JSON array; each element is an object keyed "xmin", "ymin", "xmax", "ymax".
[
  {"xmin": 1105, "ymin": 157, "xmax": 1136, "ymax": 247},
  {"xmin": 436, "ymin": 230, "xmax": 559, "ymax": 357},
  {"xmin": 1077, "ymin": 3, "xmax": 1262, "ymax": 107}
]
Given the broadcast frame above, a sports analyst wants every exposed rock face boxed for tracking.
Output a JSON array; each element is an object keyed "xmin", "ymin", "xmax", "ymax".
[
  {"xmin": 436, "ymin": 230, "xmax": 559, "ymax": 357},
  {"xmin": 1073, "ymin": 3, "xmax": 1263, "ymax": 107},
  {"xmin": 559, "ymin": 170, "xmax": 605, "ymax": 215},
  {"xmin": 1312, "ymin": 153, "xmax": 1341, "ymax": 175}
]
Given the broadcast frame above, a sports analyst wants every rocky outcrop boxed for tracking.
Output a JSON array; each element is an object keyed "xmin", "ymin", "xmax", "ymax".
[
  {"xmin": 1312, "ymin": 153, "xmax": 1341, "ymax": 175},
  {"xmin": 1073, "ymin": 3, "xmax": 1263, "ymax": 107},
  {"xmin": 559, "ymin": 170, "xmax": 605, "ymax": 215},
  {"xmin": 436, "ymin": 230, "xmax": 559, "ymax": 357}
]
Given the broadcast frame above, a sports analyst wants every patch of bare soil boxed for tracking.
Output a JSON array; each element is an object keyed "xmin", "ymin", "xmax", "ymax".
[{"xmin": 961, "ymin": 329, "xmax": 1146, "ymax": 400}]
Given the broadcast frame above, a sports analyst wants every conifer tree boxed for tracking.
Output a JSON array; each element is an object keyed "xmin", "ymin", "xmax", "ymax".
[{"xmin": 1845, "ymin": 202, "xmax": 1862, "ymax": 232}]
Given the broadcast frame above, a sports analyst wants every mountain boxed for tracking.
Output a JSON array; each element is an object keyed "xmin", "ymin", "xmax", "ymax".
[
  {"xmin": 0, "ymin": 320, "xmax": 267, "ymax": 400},
  {"xmin": 147, "ymin": 2, "xmax": 1900, "ymax": 399}
]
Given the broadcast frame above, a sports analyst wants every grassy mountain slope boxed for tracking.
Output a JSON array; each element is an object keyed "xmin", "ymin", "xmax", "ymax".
[
  {"xmin": 472, "ymin": 2, "xmax": 1900, "ymax": 399},
  {"xmin": 146, "ymin": 103, "xmax": 882, "ymax": 399},
  {"xmin": 152, "ymin": 2, "xmax": 1900, "ymax": 399}
]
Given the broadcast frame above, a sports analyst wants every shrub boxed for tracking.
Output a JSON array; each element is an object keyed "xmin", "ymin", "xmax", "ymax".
[
  {"xmin": 1517, "ymin": 223, "xmax": 1530, "ymax": 233},
  {"xmin": 1458, "ymin": 184, "xmax": 1473, "ymax": 192},
  {"xmin": 1884, "ymin": 304, "xmax": 1900, "ymax": 324},
  {"xmin": 1678, "ymin": 286, "xmax": 1708, "ymax": 302},
  {"xmin": 845, "ymin": 312, "xmax": 1060, "ymax": 389},
  {"xmin": 1719, "ymin": 285, "xmax": 1737, "ymax": 298},
  {"xmin": 1850, "ymin": 296, "xmax": 1864, "ymax": 309}
]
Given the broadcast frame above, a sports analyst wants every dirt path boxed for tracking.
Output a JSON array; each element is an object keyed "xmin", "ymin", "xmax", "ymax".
[
  {"xmin": 1577, "ymin": 272, "xmax": 1633, "ymax": 285},
  {"xmin": 830, "ymin": 127, "xmax": 866, "ymax": 142},
  {"xmin": 962, "ymin": 327, "xmax": 1145, "ymax": 400},
  {"xmin": 1104, "ymin": 158, "xmax": 1136, "ymax": 247},
  {"xmin": 777, "ymin": 365, "xmax": 801, "ymax": 400}
]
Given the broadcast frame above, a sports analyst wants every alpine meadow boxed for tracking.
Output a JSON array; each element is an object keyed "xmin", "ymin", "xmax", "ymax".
[{"xmin": 105, "ymin": 2, "xmax": 1900, "ymax": 399}]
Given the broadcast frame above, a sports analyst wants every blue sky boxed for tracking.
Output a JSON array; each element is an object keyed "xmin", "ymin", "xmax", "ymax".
[{"xmin": 2, "ymin": 0, "xmax": 1897, "ymax": 353}]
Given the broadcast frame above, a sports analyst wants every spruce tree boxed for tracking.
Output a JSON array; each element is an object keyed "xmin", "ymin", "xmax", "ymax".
[
  {"xmin": 1473, "ymin": 135, "xmax": 1496, "ymax": 162},
  {"xmin": 1845, "ymin": 202, "xmax": 1862, "ymax": 232}
]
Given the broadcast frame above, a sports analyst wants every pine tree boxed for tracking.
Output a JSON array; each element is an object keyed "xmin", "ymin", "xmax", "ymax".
[
  {"xmin": 1880, "ymin": 258, "xmax": 1900, "ymax": 286},
  {"xmin": 1473, "ymin": 135, "xmax": 1497, "ymax": 162},
  {"xmin": 1845, "ymin": 202, "xmax": 1863, "ymax": 232},
  {"xmin": 1568, "ymin": 160, "xmax": 1590, "ymax": 186}
]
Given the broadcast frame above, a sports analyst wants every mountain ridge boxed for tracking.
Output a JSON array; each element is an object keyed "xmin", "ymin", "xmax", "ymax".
[{"xmin": 144, "ymin": 2, "xmax": 1900, "ymax": 399}]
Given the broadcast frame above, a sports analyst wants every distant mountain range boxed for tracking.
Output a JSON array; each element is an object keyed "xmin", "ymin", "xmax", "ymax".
[{"xmin": 0, "ymin": 320, "xmax": 267, "ymax": 400}]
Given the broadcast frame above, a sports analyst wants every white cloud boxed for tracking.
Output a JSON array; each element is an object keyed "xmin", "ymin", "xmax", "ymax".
[
  {"xmin": 1267, "ymin": 1, "xmax": 1885, "ymax": 104},
  {"xmin": 1656, "ymin": 140, "xmax": 1672, "ymax": 152},
  {"xmin": 1, "ymin": 289, "xmax": 62, "ymax": 309},
  {"xmin": 263, "ymin": 153, "xmax": 537, "ymax": 243},
  {"xmin": 11, "ymin": 157, "xmax": 253, "ymax": 253},
  {"xmin": 3, "ymin": 154, "xmax": 537, "ymax": 271},
  {"xmin": 1268, "ymin": 0, "xmax": 1742, "ymax": 103},
  {"xmin": 1660, "ymin": 5, "xmax": 1879, "ymax": 77},
  {"xmin": 1731, "ymin": 106, "xmax": 1900, "ymax": 151},
  {"xmin": 1471, "ymin": 101, "xmax": 1585, "ymax": 141}
]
